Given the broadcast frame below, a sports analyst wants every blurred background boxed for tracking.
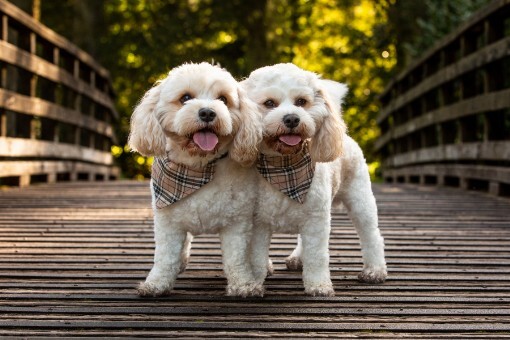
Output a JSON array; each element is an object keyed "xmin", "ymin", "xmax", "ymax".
[{"xmin": 7, "ymin": 0, "xmax": 492, "ymax": 179}]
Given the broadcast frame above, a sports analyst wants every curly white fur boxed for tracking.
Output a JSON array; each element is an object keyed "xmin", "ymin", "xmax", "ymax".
[
  {"xmin": 242, "ymin": 63, "xmax": 387, "ymax": 297},
  {"xmin": 129, "ymin": 62, "xmax": 263, "ymax": 297}
]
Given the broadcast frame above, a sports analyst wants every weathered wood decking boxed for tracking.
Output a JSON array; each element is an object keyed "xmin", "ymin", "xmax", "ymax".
[{"xmin": 0, "ymin": 181, "xmax": 509, "ymax": 338}]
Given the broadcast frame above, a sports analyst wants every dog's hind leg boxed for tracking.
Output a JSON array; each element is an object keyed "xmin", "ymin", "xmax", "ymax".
[
  {"xmin": 179, "ymin": 232, "xmax": 193, "ymax": 273},
  {"xmin": 285, "ymin": 235, "xmax": 303, "ymax": 271},
  {"xmin": 339, "ymin": 157, "xmax": 387, "ymax": 284}
]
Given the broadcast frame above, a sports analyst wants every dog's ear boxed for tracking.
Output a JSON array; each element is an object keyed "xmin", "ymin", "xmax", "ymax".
[
  {"xmin": 230, "ymin": 86, "xmax": 263, "ymax": 167},
  {"xmin": 309, "ymin": 81, "xmax": 348, "ymax": 163},
  {"xmin": 127, "ymin": 80, "xmax": 167, "ymax": 156},
  {"xmin": 320, "ymin": 79, "xmax": 348, "ymax": 109}
]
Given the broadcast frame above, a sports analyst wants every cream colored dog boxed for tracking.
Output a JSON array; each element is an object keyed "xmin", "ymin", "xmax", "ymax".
[
  {"xmin": 242, "ymin": 63, "xmax": 387, "ymax": 296},
  {"xmin": 128, "ymin": 62, "xmax": 263, "ymax": 297}
]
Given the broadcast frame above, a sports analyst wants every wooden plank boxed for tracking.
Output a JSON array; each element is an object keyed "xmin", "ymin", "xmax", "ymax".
[
  {"xmin": 0, "ymin": 138, "xmax": 112, "ymax": 164},
  {"xmin": 383, "ymin": 141, "xmax": 510, "ymax": 169},
  {"xmin": 0, "ymin": 89, "xmax": 114, "ymax": 138},
  {"xmin": 0, "ymin": 161, "xmax": 119, "ymax": 184},
  {"xmin": 376, "ymin": 88, "xmax": 510, "ymax": 148}
]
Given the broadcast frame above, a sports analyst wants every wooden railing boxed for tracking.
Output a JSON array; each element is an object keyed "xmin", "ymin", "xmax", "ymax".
[
  {"xmin": 376, "ymin": 0, "xmax": 510, "ymax": 198},
  {"xmin": 0, "ymin": 0, "xmax": 118, "ymax": 187}
]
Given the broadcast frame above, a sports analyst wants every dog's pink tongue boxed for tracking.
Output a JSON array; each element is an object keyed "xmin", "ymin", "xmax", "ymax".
[
  {"xmin": 279, "ymin": 134, "xmax": 302, "ymax": 146},
  {"xmin": 193, "ymin": 131, "xmax": 218, "ymax": 151}
]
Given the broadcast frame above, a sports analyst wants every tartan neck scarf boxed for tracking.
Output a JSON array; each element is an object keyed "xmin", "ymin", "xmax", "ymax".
[
  {"xmin": 256, "ymin": 145, "xmax": 315, "ymax": 204},
  {"xmin": 152, "ymin": 153, "xmax": 226, "ymax": 209}
]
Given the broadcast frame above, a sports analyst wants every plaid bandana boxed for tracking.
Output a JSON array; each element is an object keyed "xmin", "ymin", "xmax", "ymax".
[
  {"xmin": 152, "ymin": 154, "xmax": 225, "ymax": 209},
  {"xmin": 256, "ymin": 145, "xmax": 315, "ymax": 204}
]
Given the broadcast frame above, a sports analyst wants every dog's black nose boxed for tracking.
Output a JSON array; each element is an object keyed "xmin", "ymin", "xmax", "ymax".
[
  {"xmin": 283, "ymin": 114, "xmax": 300, "ymax": 129},
  {"xmin": 198, "ymin": 108, "xmax": 216, "ymax": 123}
]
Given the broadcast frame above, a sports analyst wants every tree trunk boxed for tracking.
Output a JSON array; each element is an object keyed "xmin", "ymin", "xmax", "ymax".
[{"xmin": 242, "ymin": 0, "xmax": 270, "ymax": 73}]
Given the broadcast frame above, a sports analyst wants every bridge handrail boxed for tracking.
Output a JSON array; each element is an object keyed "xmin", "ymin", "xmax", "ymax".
[{"xmin": 377, "ymin": 0, "xmax": 510, "ymax": 197}]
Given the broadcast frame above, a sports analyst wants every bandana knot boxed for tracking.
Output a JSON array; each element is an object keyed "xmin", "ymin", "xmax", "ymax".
[
  {"xmin": 256, "ymin": 145, "xmax": 315, "ymax": 204},
  {"xmin": 152, "ymin": 154, "xmax": 225, "ymax": 209}
]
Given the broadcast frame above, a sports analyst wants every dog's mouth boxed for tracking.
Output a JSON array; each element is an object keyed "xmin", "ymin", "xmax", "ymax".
[
  {"xmin": 265, "ymin": 133, "xmax": 305, "ymax": 155},
  {"xmin": 192, "ymin": 129, "xmax": 219, "ymax": 152},
  {"xmin": 165, "ymin": 127, "xmax": 226, "ymax": 156}
]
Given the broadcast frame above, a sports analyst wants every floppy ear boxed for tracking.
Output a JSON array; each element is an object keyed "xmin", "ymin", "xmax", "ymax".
[
  {"xmin": 230, "ymin": 86, "xmax": 263, "ymax": 167},
  {"xmin": 309, "ymin": 82, "xmax": 348, "ymax": 163},
  {"xmin": 320, "ymin": 79, "xmax": 348, "ymax": 109},
  {"xmin": 127, "ymin": 81, "xmax": 167, "ymax": 156}
]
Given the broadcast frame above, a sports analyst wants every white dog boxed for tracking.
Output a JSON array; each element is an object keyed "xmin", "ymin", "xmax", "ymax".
[
  {"xmin": 128, "ymin": 62, "xmax": 263, "ymax": 297},
  {"xmin": 242, "ymin": 63, "xmax": 387, "ymax": 296}
]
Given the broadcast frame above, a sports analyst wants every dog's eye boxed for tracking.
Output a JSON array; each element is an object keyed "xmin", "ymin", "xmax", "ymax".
[
  {"xmin": 218, "ymin": 96, "xmax": 228, "ymax": 105},
  {"xmin": 263, "ymin": 99, "xmax": 277, "ymax": 108},
  {"xmin": 180, "ymin": 94, "xmax": 193, "ymax": 104},
  {"xmin": 295, "ymin": 98, "xmax": 307, "ymax": 107}
]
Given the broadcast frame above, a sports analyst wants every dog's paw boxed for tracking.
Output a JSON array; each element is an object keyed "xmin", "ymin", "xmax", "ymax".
[
  {"xmin": 226, "ymin": 282, "xmax": 264, "ymax": 298},
  {"xmin": 137, "ymin": 281, "xmax": 172, "ymax": 297},
  {"xmin": 358, "ymin": 266, "xmax": 387, "ymax": 284},
  {"xmin": 304, "ymin": 281, "xmax": 335, "ymax": 297},
  {"xmin": 285, "ymin": 255, "xmax": 303, "ymax": 271},
  {"xmin": 249, "ymin": 283, "xmax": 265, "ymax": 297},
  {"xmin": 267, "ymin": 259, "xmax": 274, "ymax": 277}
]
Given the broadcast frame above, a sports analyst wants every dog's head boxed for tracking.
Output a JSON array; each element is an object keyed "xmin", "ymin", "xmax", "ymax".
[
  {"xmin": 128, "ymin": 62, "xmax": 262, "ymax": 167},
  {"xmin": 242, "ymin": 63, "xmax": 347, "ymax": 162}
]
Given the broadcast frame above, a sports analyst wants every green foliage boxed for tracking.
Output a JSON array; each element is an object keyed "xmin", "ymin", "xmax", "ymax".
[
  {"xmin": 410, "ymin": 0, "xmax": 491, "ymax": 58},
  {"xmin": 386, "ymin": 0, "xmax": 491, "ymax": 70}
]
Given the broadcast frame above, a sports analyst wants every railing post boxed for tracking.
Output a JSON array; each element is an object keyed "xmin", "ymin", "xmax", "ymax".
[
  {"xmin": 489, "ymin": 182, "xmax": 500, "ymax": 196},
  {"xmin": 19, "ymin": 174, "xmax": 30, "ymax": 187},
  {"xmin": 1, "ymin": 15, "xmax": 7, "ymax": 41}
]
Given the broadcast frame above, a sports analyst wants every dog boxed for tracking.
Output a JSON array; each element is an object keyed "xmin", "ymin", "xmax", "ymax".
[
  {"xmin": 242, "ymin": 63, "xmax": 387, "ymax": 296},
  {"xmin": 128, "ymin": 62, "xmax": 263, "ymax": 297}
]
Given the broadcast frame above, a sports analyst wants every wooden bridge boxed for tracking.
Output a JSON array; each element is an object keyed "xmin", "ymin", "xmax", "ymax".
[{"xmin": 0, "ymin": 180, "xmax": 509, "ymax": 337}]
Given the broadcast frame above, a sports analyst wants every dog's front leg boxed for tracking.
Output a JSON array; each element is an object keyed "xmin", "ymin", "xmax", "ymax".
[
  {"xmin": 220, "ymin": 226, "xmax": 263, "ymax": 297},
  {"xmin": 249, "ymin": 224, "xmax": 272, "ymax": 286},
  {"xmin": 137, "ymin": 215, "xmax": 186, "ymax": 297},
  {"xmin": 301, "ymin": 219, "xmax": 335, "ymax": 297}
]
